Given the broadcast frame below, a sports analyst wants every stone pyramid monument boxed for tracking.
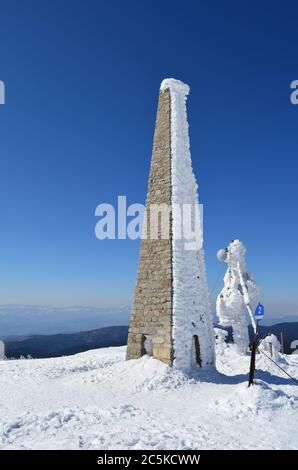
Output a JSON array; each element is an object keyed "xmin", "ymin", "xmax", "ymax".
[{"xmin": 126, "ymin": 79, "xmax": 215, "ymax": 370}]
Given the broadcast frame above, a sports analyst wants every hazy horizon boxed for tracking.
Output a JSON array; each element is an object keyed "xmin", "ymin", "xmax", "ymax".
[{"xmin": 0, "ymin": 303, "xmax": 296, "ymax": 339}]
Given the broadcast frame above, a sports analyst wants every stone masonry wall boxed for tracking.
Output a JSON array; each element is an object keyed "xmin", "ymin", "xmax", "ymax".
[{"xmin": 126, "ymin": 88, "xmax": 174, "ymax": 364}]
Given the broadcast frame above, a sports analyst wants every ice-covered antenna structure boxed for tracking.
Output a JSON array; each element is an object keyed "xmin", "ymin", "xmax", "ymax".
[
  {"xmin": 237, "ymin": 262, "xmax": 257, "ymax": 333},
  {"xmin": 216, "ymin": 240, "xmax": 259, "ymax": 355}
]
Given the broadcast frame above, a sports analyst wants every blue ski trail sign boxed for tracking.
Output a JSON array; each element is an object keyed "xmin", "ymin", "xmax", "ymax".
[{"xmin": 255, "ymin": 303, "xmax": 264, "ymax": 320}]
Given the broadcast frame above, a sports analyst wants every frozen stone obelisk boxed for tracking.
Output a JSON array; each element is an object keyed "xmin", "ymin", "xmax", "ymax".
[{"xmin": 126, "ymin": 79, "xmax": 215, "ymax": 370}]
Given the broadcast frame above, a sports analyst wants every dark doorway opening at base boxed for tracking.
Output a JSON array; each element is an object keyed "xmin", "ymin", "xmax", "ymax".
[
  {"xmin": 141, "ymin": 334, "xmax": 153, "ymax": 357},
  {"xmin": 193, "ymin": 334, "xmax": 202, "ymax": 367}
]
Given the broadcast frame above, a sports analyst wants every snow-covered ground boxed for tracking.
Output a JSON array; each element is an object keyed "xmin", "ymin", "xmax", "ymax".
[{"xmin": 0, "ymin": 344, "xmax": 297, "ymax": 450}]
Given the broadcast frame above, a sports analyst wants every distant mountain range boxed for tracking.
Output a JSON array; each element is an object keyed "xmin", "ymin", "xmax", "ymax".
[
  {"xmin": 1, "ymin": 322, "xmax": 298, "ymax": 359},
  {"xmin": 2, "ymin": 325, "xmax": 129, "ymax": 359},
  {"xmin": 260, "ymin": 315, "xmax": 298, "ymax": 325}
]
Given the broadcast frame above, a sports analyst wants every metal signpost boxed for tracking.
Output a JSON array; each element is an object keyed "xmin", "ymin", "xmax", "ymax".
[{"xmin": 248, "ymin": 303, "xmax": 264, "ymax": 387}]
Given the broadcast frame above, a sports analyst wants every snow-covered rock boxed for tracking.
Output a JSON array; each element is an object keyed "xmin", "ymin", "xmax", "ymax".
[{"xmin": 259, "ymin": 334, "xmax": 281, "ymax": 362}]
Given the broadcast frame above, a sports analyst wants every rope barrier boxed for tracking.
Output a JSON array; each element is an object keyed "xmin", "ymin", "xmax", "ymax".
[{"xmin": 257, "ymin": 347, "xmax": 298, "ymax": 385}]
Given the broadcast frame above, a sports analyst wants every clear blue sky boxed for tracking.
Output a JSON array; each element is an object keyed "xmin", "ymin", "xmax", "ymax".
[{"xmin": 0, "ymin": 0, "xmax": 297, "ymax": 318}]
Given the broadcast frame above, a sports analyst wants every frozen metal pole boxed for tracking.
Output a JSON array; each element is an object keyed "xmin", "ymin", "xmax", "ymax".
[{"xmin": 248, "ymin": 320, "xmax": 259, "ymax": 387}]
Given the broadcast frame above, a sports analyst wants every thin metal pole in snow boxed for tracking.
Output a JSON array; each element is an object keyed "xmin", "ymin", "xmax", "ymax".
[
  {"xmin": 280, "ymin": 331, "xmax": 284, "ymax": 354},
  {"xmin": 269, "ymin": 340, "xmax": 273, "ymax": 358},
  {"xmin": 228, "ymin": 244, "xmax": 232, "ymax": 289},
  {"xmin": 248, "ymin": 320, "xmax": 259, "ymax": 387}
]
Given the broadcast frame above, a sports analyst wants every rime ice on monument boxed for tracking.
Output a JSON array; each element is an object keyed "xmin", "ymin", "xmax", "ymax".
[
  {"xmin": 216, "ymin": 240, "xmax": 259, "ymax": 355},
  {"xmin": 126, "ymin": 79, "xmax": 215, "ymax": 370}
]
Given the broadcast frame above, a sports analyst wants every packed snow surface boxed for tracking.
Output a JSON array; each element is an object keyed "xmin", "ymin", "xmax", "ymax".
[{"xmin": 1, "ymin": 344, "xmax": 298, "ymax": 450}]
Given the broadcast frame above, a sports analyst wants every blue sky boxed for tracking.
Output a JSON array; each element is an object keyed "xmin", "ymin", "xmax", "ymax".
[{"xmin": 0, "ymin": 0, "xmax": 297, "ymax": 319}]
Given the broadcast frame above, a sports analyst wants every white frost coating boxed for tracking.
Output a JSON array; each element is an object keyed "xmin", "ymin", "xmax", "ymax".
[
  {"xmin": 214, "ymin": 328, "xmax": 228, "ymax": 358},
  {"xmin": 160, "ymin": 78, "xmax": 190, "ymax": 95},
  {"xmin": 216, "ymin": 240, "xmax": 259, "ymax": 355},
  {"xmin": 162, "ymin": 78, "xmax": 215, "ymax": 370}
]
